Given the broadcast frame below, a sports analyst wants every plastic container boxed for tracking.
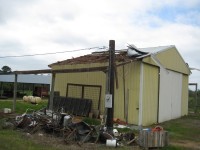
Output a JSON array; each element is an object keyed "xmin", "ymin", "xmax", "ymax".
[
  {"xmin": 106, "ymin": 139, "xmax": 117, "ymax": 147},
  {"xmin": 4, "ymin": 108, "xmax": 11, "ymax": 113},
  {"xmin": 143, "ymin": 128, "xmax": 151, "ymax": 131},
  {"xmin": 63, "ymin": 115, "xmax": 71, "ymax": 127}
]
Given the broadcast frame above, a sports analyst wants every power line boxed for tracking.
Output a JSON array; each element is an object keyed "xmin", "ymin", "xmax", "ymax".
[{"xmin": 0, "ymin": 46, "xmax": 107, "ymax": 58}]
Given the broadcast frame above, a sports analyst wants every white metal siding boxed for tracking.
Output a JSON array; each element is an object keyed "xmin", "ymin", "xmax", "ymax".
[
  {"xmin": 171, "ymin": 72, "xmax": 182, "ymax": 119},
  {"xmin": 158, "ymin": 69, "xmax": 182, "ymax": 123}
]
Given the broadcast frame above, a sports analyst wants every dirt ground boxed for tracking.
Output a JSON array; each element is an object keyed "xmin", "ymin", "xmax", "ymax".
[
  {"xmin": 27, "ymin": 131, "xmax": 200, "ymax": 150},
  {"xmin": 171, "ymin": 140, "xmax": 200, "ymax": 150},
  {"xmin": 22, "ymin": 132, "xmax": 140, "ymax": 150}
]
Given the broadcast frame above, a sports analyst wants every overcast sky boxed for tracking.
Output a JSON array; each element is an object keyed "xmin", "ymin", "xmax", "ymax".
[{"xmin": 0, "ymin": 0, "xmax": 200, "ymax": 88}]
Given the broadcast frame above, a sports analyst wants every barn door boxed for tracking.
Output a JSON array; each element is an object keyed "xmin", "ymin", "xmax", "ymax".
[
  {"xmin": 158, "ymin": 69, "xmax": 182, "ymax": 123},
  {"xmin": 66, "ymin": 83, "xmax": 102, "ymax": 111}
]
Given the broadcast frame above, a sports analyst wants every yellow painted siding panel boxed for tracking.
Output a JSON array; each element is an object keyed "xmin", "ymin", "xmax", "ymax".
[
  {"xmin": 142, "ymin": 64, "xmax": 159, "ymax": 126},
  {"xmin": 181, "ymin": 74, "xmax": 189, "ymax": 116},
  {"xmin": 67, "ymin": 85, "xmax": 82, "ymax": 98},
  {"xmin": 143, "ymin": 47, "xmax": 190, "ymax": 75},
  {"xmin": 143, "ymin": 57, "xmax": 157, "ymax": 66},
  {"xmin": 126, "ymin": 62, "xmax": 141, "ymax": 124},
  {"xmin": 84, "ymin": 86, "xmax": 102, "ymax": 111},
  {"xmin": 114, "ymin": 66, "xmax": 125, "ymax": 121},
  {"xmin": 53, "ymin": 63, "xmax": 107, "ymax": 113},
  {"xmin": 106, "ymin": 61, "xmax": 141, "ymax": 124},
  {"xmin": 52, "ymin": 63, "xmax": 108, "ymax": 70},
  {"xmin": 52, "ymin": 62, "xmax": 141, "ymax": 124}
]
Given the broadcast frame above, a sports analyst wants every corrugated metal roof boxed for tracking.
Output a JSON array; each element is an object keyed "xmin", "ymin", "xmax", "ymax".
[
  {"xmin": 0, "ymin": 74, "xmax": 51, "ymax": 84},
  {"xmin": 49, "ymin": 45, "xmax": 174, "ymax": 67},
  {"xmin": 139, "ymin": 45, "xmax": 174, "ymax": 54}
]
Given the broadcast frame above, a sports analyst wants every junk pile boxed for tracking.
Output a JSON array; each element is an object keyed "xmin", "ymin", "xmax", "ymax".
[
  {"xmin": 10, "ymin": 108, "xmax": 168, "ymax": 148},
  {"xmin": 13, "ymin": 107, "xmax": 138, "ymax": 147},
  {"xmin": 14, "ymin": 108, "xmax": 98, "ymax": 145}
]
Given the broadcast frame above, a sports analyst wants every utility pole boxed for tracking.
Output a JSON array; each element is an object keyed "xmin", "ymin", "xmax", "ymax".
[
  {"xmin": 13, "ymin": 73, "xmax": 18, "ymax": 112},
  {"xmin": 49, "ymin": 73, "xmax": 56, "ymax": 110},
  {"xmin": 106, "ymin": 40, "xmax": 115, "ymax": 131}
]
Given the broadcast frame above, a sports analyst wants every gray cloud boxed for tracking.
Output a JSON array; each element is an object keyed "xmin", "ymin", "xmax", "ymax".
[
  {"xmin": 0, "ymin": 0, "xmax": 37, "ymax": 24},
  {"xmin": 0, "ymin": 40, "xmax": 25, "ymax": 55},
  {"xmin": 52, "ymin": 34, "xmax": 91, "ymax": 47},
  {"xmin": 0, "ymin": 57, "xmax": 49, "ymax": 71}
]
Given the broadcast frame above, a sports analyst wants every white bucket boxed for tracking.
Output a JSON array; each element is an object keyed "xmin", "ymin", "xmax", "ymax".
[
  {"xmin": 63, "ymin": 115, "xmax": 71, "ymax": 127},
  {"xmin": 113, "ymin": 129, "xmax": 119, "ymax": 136},
  {"xmin": 106, "ymin": 139, "xmax": 117, "ymax": 147},
  {"xmin": 4, "ymin": 108, "xmax": 11, "ymax": 113}
]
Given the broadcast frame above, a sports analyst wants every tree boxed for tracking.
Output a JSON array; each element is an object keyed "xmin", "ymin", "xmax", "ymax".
[{"xmin": 1, "ymin": 66, "xmax": 12, "ymax": 73}]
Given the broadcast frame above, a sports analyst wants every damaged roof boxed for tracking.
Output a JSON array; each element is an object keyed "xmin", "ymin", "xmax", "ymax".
[
  {"xmin": 139, "ymin": 45, "xmax": 174, "ymax": 54},
  {"xmin": 49, "ymin": 51, "xmax": 133, "ymax": 67},
  {"xmin": 49, "ymin": 45, "xmax": 174, "ymax": 67}
]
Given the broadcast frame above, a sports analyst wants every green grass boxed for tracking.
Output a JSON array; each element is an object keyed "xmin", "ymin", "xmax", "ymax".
[
  {"xmin": 157, "ymin": 115, "xmax": 200, "ymax": 150},
  {"xmin": 160, "ymin": 115, "xmax": 200, "ymax": 142},
  {"xmin": 0, "ymin": 129, "xmax": 59, "ymax": 150},
  {"xmin": 114, "ymin": 127, "xmax": 135, "ymax": 133},
  {"xmin": 0, "ymin": 99, "xmax": 48, "ymax": 114},
  {"xmin": 1, "ymin": 100, "xmax": 200, "ymax": 150},
  {"xmin": 83, "ymin": 117, "xmax": 101, "ymax": 126}
]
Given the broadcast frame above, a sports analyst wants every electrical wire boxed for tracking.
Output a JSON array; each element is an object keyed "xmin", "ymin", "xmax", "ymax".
[{"xmin": 0, "ymin": 46, "xmax": 107, "ymax": 58}]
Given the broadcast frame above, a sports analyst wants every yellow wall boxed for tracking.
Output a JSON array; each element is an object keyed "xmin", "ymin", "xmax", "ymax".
[
  {"xmin": 114, "ymin": 62, "xmax": 141, "ymax": 124},
  {"xmin": 142, "ymin": 64, "xmax": 159, "ymax": 126},
  {"xmin": 128, "ymin": 62, "xmax": 141, "ymax": 124},
  {"xmin": 52, "ymin": 61, "xmax": 141, "ymax": 124},
  {"xmin": 52, "ymin": 63, "xmax": 108, "ymax": 70},
  {"xmin": 52, "ymin": 63, "xmax": 107, "ymax": 113},
  {"xmin": 143, "ymin": 47, "xmax": 190, "ymax": 75},
  {"xmin": 181, "ymin": 74, "xmax": 189, "ymax": 116}
]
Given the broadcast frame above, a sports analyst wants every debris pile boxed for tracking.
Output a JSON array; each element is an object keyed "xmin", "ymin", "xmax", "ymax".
[
  {"xmin": 12, "ymin": 107, "xmax": 138, "ymax": 147},
  {"xmin": 0, "ymin": 107, "xmax": 169, "ymax": 149}
]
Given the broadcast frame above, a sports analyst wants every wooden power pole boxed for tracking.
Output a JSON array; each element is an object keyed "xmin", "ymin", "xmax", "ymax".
[
  {"xmin": 13, "ymin": 73, "xmax": 18, "ymax": 112},
  {"xmin": 106, "ymin": 40, "xmax": 115, "ymax": 131}
]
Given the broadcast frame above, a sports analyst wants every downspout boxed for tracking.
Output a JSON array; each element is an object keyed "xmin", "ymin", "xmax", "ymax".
[
  {"xmin": 157, "ymin": 72, "xmax": 160, "ymax": 123},
  {"xmin": 138, "ymin": 62, "xmax": 144, "ymax": 128}
]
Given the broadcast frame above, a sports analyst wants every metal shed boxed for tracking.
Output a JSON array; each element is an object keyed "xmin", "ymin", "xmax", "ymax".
[
  {"xmin": 48, "ymin": 45, "xmax": 190, "ymax": 126},
  {"xmin": 0, "ymin": 74, "xmax": 51, "ymax": 84},
  {"xmin": 0, "ymin": 74, "xmax": 51, "ymax": 98}
]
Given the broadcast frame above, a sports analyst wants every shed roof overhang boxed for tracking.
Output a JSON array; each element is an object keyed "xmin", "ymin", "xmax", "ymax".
[
  {"xmin": 13, "ymin": 60, "xmax": 134, "ymax": 75},
  {"xmin": 13, "ymin": 66, "xmax": 108, "ymax": 75}
]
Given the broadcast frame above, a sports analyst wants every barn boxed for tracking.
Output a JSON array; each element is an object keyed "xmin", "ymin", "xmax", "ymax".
[
  {"xmin": 49, "ymin": 45, "xmax": 190, "ymax": 126},
  {"xmin": 0, "ymin": 74, "xmax": 51, "ymax": 98}
]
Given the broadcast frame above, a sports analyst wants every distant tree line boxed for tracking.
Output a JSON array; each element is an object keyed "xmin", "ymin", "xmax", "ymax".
[
  {"xmin": 0, "ymin": 66, "xmax": 12, "ymax": 73},
  {"xmin": 189, "ymin": 89, "xmax": 200, "ymax": 109},
  {"xmin": 189, "ymin": 89, "xmax": 200, "ymax": 97}
]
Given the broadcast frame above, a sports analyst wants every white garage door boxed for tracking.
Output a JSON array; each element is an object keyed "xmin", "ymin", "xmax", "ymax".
[{"xmin": 158, "ymin": 68, "xmax": 182, "ymax": 123}]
